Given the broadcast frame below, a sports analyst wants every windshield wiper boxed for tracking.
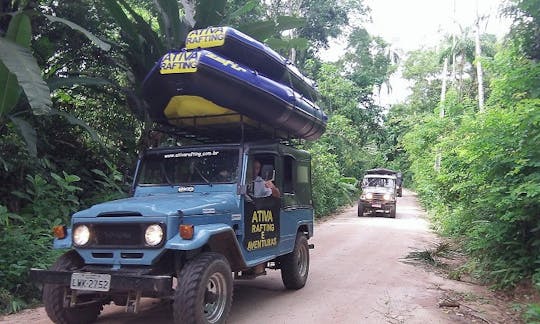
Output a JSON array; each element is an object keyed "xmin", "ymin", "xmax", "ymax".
[
  {"xmin": 160, "ymin": 163, "xmax": 174, "ymax": 186},
  {"xmin": 194, "ymin": 165, "xmax": 210, "ymax": 184}
]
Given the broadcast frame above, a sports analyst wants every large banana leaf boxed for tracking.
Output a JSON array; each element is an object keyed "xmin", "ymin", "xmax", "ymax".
[
  {"xmin": 194, "ymin": 0, "xmax": 226, "ymax": 29},
  {"xmin": 9, "ymin": 115, "xmax": 37, "ymax": 156},
  {"xmin": 102, "ymin": 0, "xmax": 139, "ymax": 42},
  {"xmin": 154, "ymin": 0, "xmax": 187, "ymax": 48},
  {"xmin": 275, "ymin": 16, "xmax": 307, "ymax": 31},
  {"xmin": 265, "ymin": 37, "xmax": 309, "ymax": 51},
  {"xmin": 0, "ymin": 18, "xmax": 51, "ymax": 116},
  {"xmin": 51, "ymin": 109, "xmax": 100, "ymax": 143},
  {"xmin": 0, "ymin": 62, "xmax": 21, "ymax": 118},
  {"xmin": 44, "ymin": 15, "xmax": 111, "ymax": 51},
  {"xmin": 238, "ymin": 16, "xmax": 306, "ymax": 41},
  {"xmin": 0, "ymin": 12, "xmax": 30, "ymax": 118},
  {"xmin": 220, "ymin": 1, "xmax": 258, "ymax": 24}
]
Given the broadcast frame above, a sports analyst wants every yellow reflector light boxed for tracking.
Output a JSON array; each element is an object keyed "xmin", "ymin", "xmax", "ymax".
[
  {"xmin": 53, "ymin": 225, "xmax": 67, "ymax": 239},
  {"xmin": 180, "ymin": 224, "xmax": 194, "ymax": 240}
]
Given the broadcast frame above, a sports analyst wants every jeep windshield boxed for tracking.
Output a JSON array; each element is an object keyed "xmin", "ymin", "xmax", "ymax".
[
  {"xmin": 363, "ymin": 177, "xmax": 395, "ymax": 188},
  {"xmin": 137, "ymin": 149, "xmax": 239, "ymax": 186}
]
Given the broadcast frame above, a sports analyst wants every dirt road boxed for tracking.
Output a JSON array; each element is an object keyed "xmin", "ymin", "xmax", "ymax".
[{"xmin": 3, "ymin": 190, "xmax": 517, "ymax": 323}]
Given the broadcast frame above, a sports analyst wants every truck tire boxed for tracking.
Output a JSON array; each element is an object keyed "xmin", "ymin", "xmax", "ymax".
[
  {"xmin": 174, "ymin": 252, "xmax": 233, "ymax": 324},
  {"xmin": 280, "ymin": 232, "xmax": 309, "ymax": 290},
  {"xmin": 357, "ymin": 203, "xmax": 364, "ymax": 217},
  {"xmin": 43, "ymin": 250, "xmax": 102, "ymax": 324},
  {"xmin": 390, "ymin": 205, "xmax": 397, "ymax": 218}
]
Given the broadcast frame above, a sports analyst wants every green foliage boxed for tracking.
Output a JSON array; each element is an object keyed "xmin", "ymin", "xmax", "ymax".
[
  {"xmin": 0, "ymin": 171, "xmax": 82, "ymax": 313},
  {"xmin": 400, "ymin": 24, "xmax": 540, "ymax": 289},
  {"xmin": 0, "ymin": 13, "xmax": 51, "ymax": 117},
  {"xmin": 524, "ymin": 304, "xmax": 540, "ymax": 324},
  {"xmin": 504, "ymin": 0, "xmax": 540, "ymax": 60},
  {"xmin": 86, "ymin": 159, "xmax": 129, "ymax": 205},
  {"xmin": 13, "ymin": 172, "xmax": 82, "ymax": 226},
  {"xmin": 308, "ymin": 142, "xmax": 346, "ymax": 216}
]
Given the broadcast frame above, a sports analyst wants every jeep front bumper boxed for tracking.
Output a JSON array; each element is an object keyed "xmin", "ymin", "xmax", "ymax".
[
  {"xmin": 360, "ymin": 200, "xmax": 395, "ymax": 212},
  {"xmin": 29, "ymin": 268, "xmax": 172, "ymax": 294}
]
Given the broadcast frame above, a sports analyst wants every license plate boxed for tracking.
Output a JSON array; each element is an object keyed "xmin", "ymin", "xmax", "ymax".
[
  {"xmin": 70, "ymin": 273, "xmax": 111, "ymax": 292},
  {"xmin": 372, "ymin": 203, "xmax": 381, "ymax": 208}
]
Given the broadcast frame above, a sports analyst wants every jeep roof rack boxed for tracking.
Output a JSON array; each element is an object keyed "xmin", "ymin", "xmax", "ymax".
[{"xmin": 149, "ymin": 114, "xmax": 303, "ymax": 146}]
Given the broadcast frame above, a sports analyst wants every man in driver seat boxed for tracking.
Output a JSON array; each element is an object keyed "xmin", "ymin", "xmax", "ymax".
[{"xmin": 252, "ymin": 160, "xmax": 280, "ymax": 198}]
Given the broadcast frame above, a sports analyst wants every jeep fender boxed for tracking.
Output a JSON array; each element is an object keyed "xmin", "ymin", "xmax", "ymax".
[{"xmin": 165, "ymin": 224, "xmax": 247, "ymax": 271}]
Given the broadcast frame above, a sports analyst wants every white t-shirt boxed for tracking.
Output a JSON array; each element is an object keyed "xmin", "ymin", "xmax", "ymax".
[{"xmin": 253, "ymin": 176, "xmax": 272, "ymax": 198}]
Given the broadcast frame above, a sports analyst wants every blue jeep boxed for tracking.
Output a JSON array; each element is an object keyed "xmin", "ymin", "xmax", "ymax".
[{"xmin": 30, "ymin": 141, "xmax": 314, "ymax": 324}]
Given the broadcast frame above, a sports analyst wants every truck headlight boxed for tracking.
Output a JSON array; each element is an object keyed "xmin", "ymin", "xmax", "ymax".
[
  {"xmin": 73, "ymin": 225, "xmax": 90, "ymax": 246},
  {"xmin": 383, "ymin": 193, "xmax": 392, "ymax": 200},
  {"xmin": 366, "ymin": 193, "xmax": 373, "ymax": 200},
  {"xmin": 145, "ymin": 224, "xmax": 164, "ymax": 246}
]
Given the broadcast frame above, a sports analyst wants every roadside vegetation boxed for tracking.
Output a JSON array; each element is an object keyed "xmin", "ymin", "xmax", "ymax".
[{"xmin": 384, "ymin": 0, "xmax": 540, "ymax": 319}]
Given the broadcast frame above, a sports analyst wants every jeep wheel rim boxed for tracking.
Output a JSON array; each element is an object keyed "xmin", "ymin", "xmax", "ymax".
[
  {"xmin": 297, "ymin": 243, "xmax": 308, "ymax": 277},
  {"xmin": 203, "ymin": 272, "xmax": 228, "ymax": 323}
]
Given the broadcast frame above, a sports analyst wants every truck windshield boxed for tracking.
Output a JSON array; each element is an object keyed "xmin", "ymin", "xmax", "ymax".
[
  {"xmin": 363, "ymin": 177, "xmax": 395, "ymax": 188},
  {"xmin": 137, "ymin": 149, "xmax": 239, "ymax": 186}
]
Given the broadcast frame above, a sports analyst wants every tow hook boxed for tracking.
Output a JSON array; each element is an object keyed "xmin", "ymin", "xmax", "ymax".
[{"xmin": 126, "ymin": 291, "xmax": 142, "ymax": 313}]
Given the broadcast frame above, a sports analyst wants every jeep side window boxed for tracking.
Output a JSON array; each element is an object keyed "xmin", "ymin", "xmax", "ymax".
[
  {"xmin": 247, "ymin": 155, "xmax": 280, "ymax": 198},
  {"xmin": 283, "ymin": 156, "xmax": 294, "ymax": 194},
  {"xmin": 295, "ymin": 160, "xmax": 311, "ymax": 207}
]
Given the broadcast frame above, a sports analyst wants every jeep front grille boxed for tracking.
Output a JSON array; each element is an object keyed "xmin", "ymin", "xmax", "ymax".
[
  {"xmin": 76, "ymin": 223, "xmax": 165, "ymax": 249},
  {"xmin": 93, "ymin": 224, "xmax": 142, "ymax": 247},
  {"xmin": 371, "ymin": 193, "xmax": 385, "ymax": 200}
]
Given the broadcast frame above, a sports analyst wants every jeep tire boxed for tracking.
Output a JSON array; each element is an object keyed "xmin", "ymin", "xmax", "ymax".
[
  {"xmin": 173, "ymin": 252, "xmax": 233, "ymax": 324},
  {"xmin": 280, "ymin": 232, "xmax": 309, "ymax": 290},
  {"xmin": 390, "ymin": 205, "xmax": 396, "ymax": 218},
  {"xmin": 357, "ymin": 203, "xmax": 364, "ymax": 217},
  {"xmin": 43, "ymin": 250, "xmax": 102, "ymax": 324}
]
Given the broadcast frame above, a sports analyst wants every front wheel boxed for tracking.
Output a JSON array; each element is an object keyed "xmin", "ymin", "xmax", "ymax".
[
  {"xmin": 389, "ymin": 205, "xmax": 397, "ymax": 218},
  {"xmin": 173, "ymin": 252, "xmax": 233, "ymax": 324},
  {"xmin": 43, "ymin": 250, "xmax": 102, "ymax": 324},
  {"xmin": 280, "ymin": 233, "xmax": 309, "ymax": 290},
  {"xmin": 357, "ymin": 203, "xmax": 364, "ymax": 217}
]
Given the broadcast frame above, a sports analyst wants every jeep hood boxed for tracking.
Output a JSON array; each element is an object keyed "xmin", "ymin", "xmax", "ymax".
[{"xmin": 73, "ymin": 193, "xmax": 239, "ymax": 218}]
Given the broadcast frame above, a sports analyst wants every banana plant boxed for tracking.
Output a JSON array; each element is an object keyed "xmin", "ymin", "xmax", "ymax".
[{"xmin": 0, "ymin": 9, "xmax": 112, "ymax": 156}]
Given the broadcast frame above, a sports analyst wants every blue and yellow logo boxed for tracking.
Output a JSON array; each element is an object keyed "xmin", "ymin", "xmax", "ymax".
[
  {"xmin": 186, "ymin": 27, "xmax": 226, "ymax": 49},
  {"xmin": 160, "ymin": 51, "xmax": 200, "ymax": 74}
]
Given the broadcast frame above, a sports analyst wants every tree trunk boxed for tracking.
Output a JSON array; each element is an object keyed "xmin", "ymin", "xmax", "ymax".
[{"xmin": 475, "ymin": 16, "xmax": 484, "ymax": 111}]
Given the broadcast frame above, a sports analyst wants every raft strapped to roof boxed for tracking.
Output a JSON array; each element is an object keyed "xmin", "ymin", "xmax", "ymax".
[
  {"xmin": 185, "ymin": 26, "xmax": 319, "ymax": 102},
  {"xmin": 142, "ymin": 48, "xmax": 327, "ymax": 141}
]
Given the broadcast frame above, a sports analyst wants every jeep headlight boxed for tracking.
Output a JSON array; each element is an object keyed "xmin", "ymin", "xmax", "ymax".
[
  {"xmin": 145, "ymin": 224, "xmax": 164, "ymax": 246},
  {"xmin": 73, "ymin": 225, "xmax": 90, "ymax": 246},
  {"xmin": 366, "ymin": 193, "xmax": 373, "ymax": 200},
  {"xmin": 383, "ymin": 193, "xmax": 392, "ymax": 200}
]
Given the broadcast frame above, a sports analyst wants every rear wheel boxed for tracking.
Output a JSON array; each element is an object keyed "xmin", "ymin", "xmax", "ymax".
[
  {"xmin": 280, "ymin": 233, "xmax": 309, "ymax": 290},
  {"xmin": 173, "ymin": 252, "xmax": 233, "ymax": 324},
  {"xmin": 43, "ymin": 250, "xmax": 102, "ymax": 324}
]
